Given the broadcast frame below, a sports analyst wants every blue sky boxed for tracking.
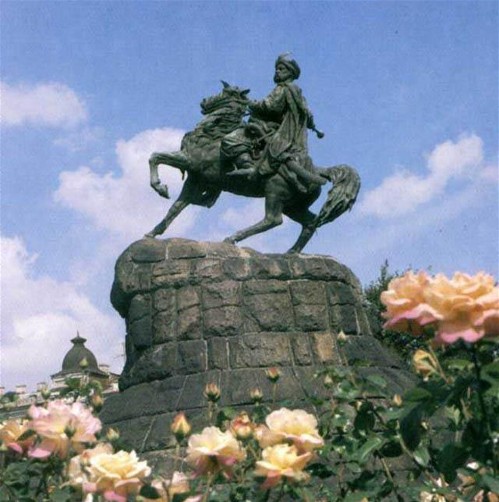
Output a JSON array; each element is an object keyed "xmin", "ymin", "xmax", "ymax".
[{"xmin": 1, "ymin": 1, "xmax": 497, "ymax": 391}]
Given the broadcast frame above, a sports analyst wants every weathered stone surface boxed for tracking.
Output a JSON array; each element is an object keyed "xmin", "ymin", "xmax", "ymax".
[{"xmin": 105, "ymin": 238, "xmax": 413, "ymax": 460}]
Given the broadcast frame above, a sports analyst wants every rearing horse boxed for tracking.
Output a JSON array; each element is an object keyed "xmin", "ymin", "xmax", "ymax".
[{"xmin": 147, "ymin": 82, "xmax": 360, "ymax": 253}]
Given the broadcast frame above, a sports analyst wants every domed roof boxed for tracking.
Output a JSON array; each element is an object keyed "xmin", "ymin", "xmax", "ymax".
[{"xmin": 61, "ymin": 333, "xmax": 100, "ymax": 373}]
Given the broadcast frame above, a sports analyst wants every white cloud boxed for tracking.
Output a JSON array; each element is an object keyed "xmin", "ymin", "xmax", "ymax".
[
  {"xmin": 0, "ymin": 81, "xmax": 88, "ymax": 128},
  {"xmin": 54, "ymin": 127, "xmax": 200, "ymax": 240},
  {"xmin": 0, "ymin": 236, "xmax": 123, "ymax": 391},
  {"xmin": 359, "ymin": 134, "xmax": 486, "ymax": 218}
]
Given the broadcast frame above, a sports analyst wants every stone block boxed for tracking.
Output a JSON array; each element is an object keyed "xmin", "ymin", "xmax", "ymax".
[
  {"xmin": 176, "ymin": 340, "xmax": 207, "ymax": 375},
  {"xmin": 177, "ymin": 306, "xmax": 202, "ymax": 340},
  {"xmin": 203, "ymin": 306, "xmax": 243, "ymax": 337},
  {"xmin": 128, "ymin": 344, "xmax": 177, "ymax": 384},
  {"xmin": 311, "ymin": 332, "xmax": 338, "ymax": 364},
  {"xmin": 153, "ymin": 289, "xmax": 176, "ymax": 313},
  {"xmin": 110, "ymin": 415, "xmax": 154, "ymax": 453},
  {"xmin": 327, "ymin": 281, "xmax": 357, "ymax": 306},
  {"xmin": 290, "ymin": 281, "xmax": 327, "ymax": 305},
  {"xmin": 129, "ymin": 238, "xmax": 166, "ymax": 263},
  {"xmin": 249, "ymin": 257, "xmax": 290, "ymax": 279},
  {"xmin": 288, "ymin": 257, "xmax": 329, "ymax": 279},
  {"xmin": 176, "ymin": 370, "xmax": 222, "ymax": 409},
  {"xmin": 100, "ymin": 378, "xmax": 184, "ymax": 423},
  {"xmin": 176, "ymin": 286, "xmax": 201, "ymax": 311},
  {"xmin": 208, "ymin": 338, "xmax": 229, "ymax": 369},
  {"xmin": 338, "ymin": 304, "xmax": 361, "ymax": 334},
  {"xmin": 222, "ymin": 258, "xmax": 252, "ymax": 280},
  {"xmin": 191, "ymin": 258, "xmax": 222, "ymax": 280},
  {"xmin": 129, "ymin": 315, "xmax": 152, "ymax": 350},
  {"xmin": 129, "ymin": 294, "xmax": 151, "ymax": 323},
  {"xmin": 152, "ymin": 261, "xmax": 190, "ymax": 287},
  {"xmin": 152, "ymin": 310, "xmax": 176, "ymax": 344},
  {"xmin": 290, "ymin": 333, "xmax": 313, "ymax": 366},
  {"xmin": 143, "ymin": 413, "xmax": 178, "ymax": 451},
  {"xmin": 202, "ymin": 281, "xmax": 240, "ymax": 309},
  {"xmin": 244, "ymin": 293, "xmax": 294, "ymax": 331},
  {"xmin": 228, "ymin": 333, "xmax": 292, "ymax": 368},
  {"xmin": 294, "ymin": 304, "xmax": 329, "ymax": 332},
  {"xmin": 243, "ymin": 279, "xmax": 288, "ymax": 295}
]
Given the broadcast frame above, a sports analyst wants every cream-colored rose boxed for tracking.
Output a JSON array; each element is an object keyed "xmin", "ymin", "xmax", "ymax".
[
  {"xmin": 68, "ymin": 442, "xmax": 114, "ymax": 488},
  {"xmin": 87, "ymin": 449, "xmax": 151, "ymax": 498},
  {"xmin": 0, "ymin": 419, "xmax": 34, "ymax": 454},
  {"xmin": 28, "ymin": 400, "xmax": 101, "ymax": 459},
  {"xmin": 257, "ymin": 408, "xmax": 324, "ymax": 453},
  {"xmin": 143, "ymin": 472, "xmax": 202, "ymax": 502},
  {"xmin": 424, "ymin": 272, "xmax": 499, "ymax": 344},
  {"xmin": 255, "ymin": 444, "xmax": 312, "ymax": 489},
  {"xmin": 186, "ymin": 426, "xmax": 246, "ymax": 475},
  {"xmin": 381, "ymin": 271, "xmax": 438, "ymax": 333}
]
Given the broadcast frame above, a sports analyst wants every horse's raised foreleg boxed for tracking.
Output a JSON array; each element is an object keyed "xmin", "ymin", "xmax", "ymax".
[
  {"xmin": 145, "ymin": 198, "xmax": 190, "ymax": 238},
  {"xmin": 283, "ymin": 205, "xmax": 318, "ymax": 254},
  {"xmin": 224, "ymin": 193, "xmax": 283, "ymax": 245},
  {"xmin": 149, "ymin": 151, "xmax": 190, "ymax": 199}
]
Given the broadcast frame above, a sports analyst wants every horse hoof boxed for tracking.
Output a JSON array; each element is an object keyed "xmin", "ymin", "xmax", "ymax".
[
  {"xmin": 144, "ymin": 233, "xmax": 156, "ymax": 239},
  {"xmin": 223, "ymin": 237, "xmax": 236, "ymax": 245}
]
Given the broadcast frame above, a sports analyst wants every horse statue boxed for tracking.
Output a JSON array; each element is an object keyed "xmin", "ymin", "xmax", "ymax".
[{"xmin": 147, "ymin": 82, "xmax": 360, "ymax": 254}]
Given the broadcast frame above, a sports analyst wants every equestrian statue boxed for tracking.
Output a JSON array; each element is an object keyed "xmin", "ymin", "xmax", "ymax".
[{"xmin": 147, "ymin": 54, "xmax": 360, "ymax": 253}]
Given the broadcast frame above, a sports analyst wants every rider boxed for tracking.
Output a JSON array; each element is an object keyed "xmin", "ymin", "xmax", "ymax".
[{"xmin": 221, "ymin": 54, "xmax": 327, "ymax": 192}]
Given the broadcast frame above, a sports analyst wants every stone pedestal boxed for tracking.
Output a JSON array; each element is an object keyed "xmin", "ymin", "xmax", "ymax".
[{"xmin": 101, "ymin": 238, "xmax": 412, "ymax": 465}]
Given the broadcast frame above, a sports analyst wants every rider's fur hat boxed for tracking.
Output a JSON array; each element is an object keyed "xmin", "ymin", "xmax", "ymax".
[{"xmin": 275, "ymin": 53, "xmax": 301, "ymax": 80}]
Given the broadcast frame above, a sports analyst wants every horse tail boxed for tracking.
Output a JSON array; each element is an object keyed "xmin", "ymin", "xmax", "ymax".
[{"xmin": 314, "ymin": 164, "xmax": 361, "ymax": 228}]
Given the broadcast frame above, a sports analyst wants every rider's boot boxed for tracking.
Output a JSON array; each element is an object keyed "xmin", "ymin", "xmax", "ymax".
[{"xmin": 227, "ymin": 153, "xmax": 258, "ymax": 179}]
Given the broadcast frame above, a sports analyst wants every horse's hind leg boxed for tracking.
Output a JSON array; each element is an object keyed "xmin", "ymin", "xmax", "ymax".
[
  {"xmin": 284, "ymin": 206, "xmax": 317, "ymax": 254},
  {"xmin": 224, "ymin": 193, "xmax": 283, "ymax": 245}
]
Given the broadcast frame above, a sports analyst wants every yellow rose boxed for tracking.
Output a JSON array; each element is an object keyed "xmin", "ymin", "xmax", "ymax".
[
  {"xmin": 424, "ymin": 272, "xmax": 499, "ymax": 344},
  {"xmin": 186, "ymin": 426, "xmax": 246, "ymax": 476},
  {"xmin": 230, "ymin": 412, "xmax": 254, "ymax": 440},
  {"xmin": 0, "ymin": 419, "xmax": 34, "ymax": 455},
  {"xmin": 256, "ymin": 408, "xmax": 324, "ymax": 453},
  {"xmin": 87, "ymin": 450, "xmax": 151, "ymax": 498},
  {"xmin": 255, "ymin": 444, "xmax": 312, "ymax": 489}
]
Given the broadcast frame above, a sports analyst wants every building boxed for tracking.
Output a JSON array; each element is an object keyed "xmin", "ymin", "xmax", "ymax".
[{"xmin": 0, "ymin": 333, "xmax": 120, "ymax": 420}]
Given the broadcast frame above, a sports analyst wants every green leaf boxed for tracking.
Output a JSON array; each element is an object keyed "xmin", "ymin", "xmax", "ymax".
[
  {"xmin": 482, "ymin": 474, "xmax": 499, "ymax": 493},
  {"xmin": 306, "ymin": 462, "xmax": 335, "ymax": 479},
  {"xmin": 354, "ymin": 436, "xmax": 385, "ymax": 463},
  {"xmin": 380, "ymin": 440, "xmax": 403, "ymax": 458},
  {"xmin": 436, "ymin": 443, "xmax": 469, "ymax": 483},
  {"xmin": 49, "ymin": 487, "xmax": 72, "ymax": 502},
  {"xmin": 399, "ymin": 407, "xmax": 423, "ymax": 450},
  {"xmin": 403, "ymin": 387, "xmax": 433, "ymax": 403},
  {"xmin": 140, "ymin": 484, "xmax": 162, "ymax": 499},
  {"xmin": 343, "ymin": 491, "xmax": 372, "ymax": 502},
  {"xmin": 365, "ymin": 374, "xmax": 387, "ymax": 389},
  {"xmin": 413, "ymin": 445, "xmax": 430, "ymax": 467}
]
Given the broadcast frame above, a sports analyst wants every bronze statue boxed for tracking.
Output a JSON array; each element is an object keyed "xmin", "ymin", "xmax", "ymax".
[{"xmin": 147, "ymin": 55, "xmax": 360, "ymax": 253}]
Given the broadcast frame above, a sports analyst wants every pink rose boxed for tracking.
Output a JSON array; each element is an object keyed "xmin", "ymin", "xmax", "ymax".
[
  {"xmin": 381, "ymin": 271, "xmax": 439, "ymax": 333},
  {"xmin": 28, "ymin": 400, "xmax": 101, "ymax": 459}
]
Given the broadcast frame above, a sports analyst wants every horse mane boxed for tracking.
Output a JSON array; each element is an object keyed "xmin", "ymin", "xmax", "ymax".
[{"xmin": 182, "ymin": 86, "xmax": 249, "ymax": 151}]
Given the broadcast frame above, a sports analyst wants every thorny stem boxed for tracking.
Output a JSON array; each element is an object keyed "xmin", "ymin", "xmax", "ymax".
[
  {"xmin": 202, "ymin": 473, "xmax": 214, "ymax": 502},
  {"xmin": 470, "ymin": 345, "xmax": 497, "ymax": 475}
]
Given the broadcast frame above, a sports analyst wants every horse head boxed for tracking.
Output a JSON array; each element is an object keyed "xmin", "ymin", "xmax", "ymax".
[{"xmin": 200, "ymin": 81, "xmax": 250, "ymax": 115}]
